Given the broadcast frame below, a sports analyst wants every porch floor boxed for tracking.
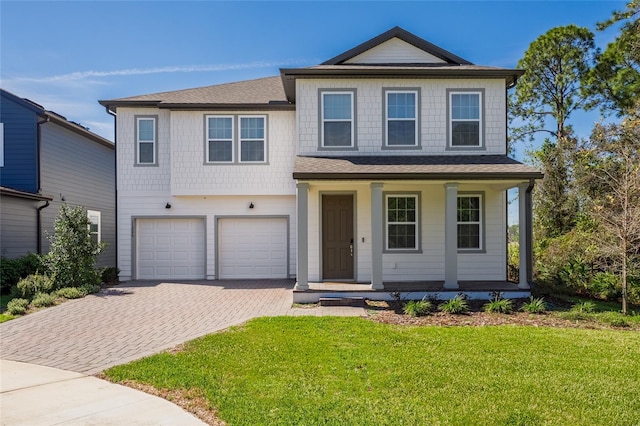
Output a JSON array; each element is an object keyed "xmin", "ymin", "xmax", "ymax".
[{"xmin": 293, "ymin": 281, "xmax": 530, "ymax": 303}]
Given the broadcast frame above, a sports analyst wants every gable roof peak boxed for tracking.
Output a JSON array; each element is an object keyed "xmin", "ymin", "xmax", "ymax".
[{"xmin": 322, "ymin": 26, "xmax": 473, "ymax": 66}]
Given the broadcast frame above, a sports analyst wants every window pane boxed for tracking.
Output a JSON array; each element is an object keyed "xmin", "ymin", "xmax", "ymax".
[
  {"xmin": 324, "ymin": 122, "xmax": 352, "ymax": 146},
  {"xmin": 388, "ymin": 92, "xmax": 415, "ymax": 119},
  {"xmin": 452, "ymin": 94, "xmax": 479, "ymax": 119},
  {"xmin": 209, "ymin": 140, "xmax": 232, "ymax": 162},
  {"xmin": 323, "ymin": 94, "xmax": 352, "ymax": 119},
  {"xmin": 208, "ymin": 117, "xmax": 232, "ymax": 140},
  {"xmin": 388, "ymin": 121, "xmax": 415, "ymax": 146},
  {"xmin": 241, "ymin": 117, "xmax": 264, "ymax": 139},
  {"xmin": 452, "ymin": 121, "xmax": 480, "ymax": 146},
  {"xmin": 458, "ymin": 224, "xmax": 480, "ymax": 249},
  {"xmin": 139, "ymin": 142, "xmax": 154, "ymax": 163},
  {"xmin": 138, "ymin": 119, "xmax": 154, "ymax": 141},
  {"xmin": 388, "ymin": 224, "xmax": 416, "ymax": 249},
  {"xmin": 241, "ymin": 141, "xmax": 264, "ymax": 162}
]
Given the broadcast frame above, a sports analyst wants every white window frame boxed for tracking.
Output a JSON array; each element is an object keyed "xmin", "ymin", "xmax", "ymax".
[
  {"xmin": 87, "ymin": 210, "xmax": 101, "ymax": 244},
  {"xmin": 321, "ymin": 91, "xmax": 355, "ymax": 148},
  {"xmin": 206, "ymin": 115, "xmax": 235, "ymax": 163},
  {"xmin": 384, "ymin": 194, "xmax": 419, "ymax": 251},
  {"xmin": 385, "ymin": 90, "xmax": 418, "ymax": 147},
  {"xmin": 239, "ymin": 115, "xmax": 267, "ymax": 163},
  {"xmin": 457, "ymin": 194, "xmax": 483, "ymax": 251},
  {"xmin": 449, "ymin": 91, "xmax": 483, "ymax": 148},
  {"xmin": 136, "ymin": 117, "xmax": 156, "ymax": 164}
]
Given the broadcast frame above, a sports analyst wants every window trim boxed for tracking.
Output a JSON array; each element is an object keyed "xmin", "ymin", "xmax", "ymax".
[
  {"xmin": 446, "ymin": 89, "xmax": 485, "ymax": 150},
  {"xmin": 205, "ymin": 115, "xmax": 235, "ymax": 164},
  {"xmin": 457, "ymin": 192, "xmax": 486, "ymax": 253},
  {"xmin": 383, "ymin": 192, "xmax": 422, "ymax": 253},
  {"xmin": 318, "ymin": 89, "xmax": 357, "ymax": 150},
  {"xmin": 238, "ymin": 115, "xmax": 267, "ymax": 164},
  {"xmin": 383, "ymin": 88, "xmax": 420, "ymax": 149},
  {"xmin": 87, "ymin": 210, "xmax": 101, "ymax": 244},
  {"xmin": 135, "ymin": 116, "xmax": 158, "ymax": 166}
]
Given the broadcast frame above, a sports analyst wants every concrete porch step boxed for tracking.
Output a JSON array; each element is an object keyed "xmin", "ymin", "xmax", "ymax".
[{"xmin": 319, "ymin": 297, "xmax": 365, "ymax": 307}]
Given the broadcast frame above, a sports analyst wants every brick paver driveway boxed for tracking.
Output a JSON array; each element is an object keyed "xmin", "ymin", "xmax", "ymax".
[{"xmin": 0, "ymin": 280, "xmax": 294, "ymax": 374}]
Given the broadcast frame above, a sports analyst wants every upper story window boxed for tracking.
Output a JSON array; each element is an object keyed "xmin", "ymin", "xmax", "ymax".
[
  {"xmin": 136, "ymin": 116, "xmax": 157, "ymax": 164},
  {"xmin": 206, "ymin": 115, "xmax": 267, "ymax": 164},
  {"xmin": 385, "ymin": 90, "xmax": 418, "ymax": 147},
  {"xmin": 457, "ymin": 194, "xmax": 483, "ymax": 251},
  {"xmin": 320, "ymin": 91, "xmax": 355, "ymax": 148},
  {"xmin": 448, "ymin": 90, "xmax": 483, "ymax": 148},
  {"xmin": 385, "ymin": 194, "xmax": 419, "ymax": 252},
  {"xmin": 207, "ymin": 116, "xmax": 234, "ymax": 162},
  {"xmin": 87, "ymin": 210, "xmax": 101, "ymax": 244}
]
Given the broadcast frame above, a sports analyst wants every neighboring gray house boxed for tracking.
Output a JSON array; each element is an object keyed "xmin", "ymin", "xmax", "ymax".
[{"xmin": 0, "ymin": 89, "xmax": 116, "ymax": 267}]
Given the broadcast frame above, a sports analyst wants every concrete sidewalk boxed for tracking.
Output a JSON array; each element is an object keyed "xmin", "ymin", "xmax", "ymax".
[{"xmin": 0, "ymin": 360, "xmax": 206, "ymax": 425}]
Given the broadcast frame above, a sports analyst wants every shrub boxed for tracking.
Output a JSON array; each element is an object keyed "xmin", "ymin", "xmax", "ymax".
[
  {"xmin": 484, "ymin": 298, "xmax": 513, "ymax": 314},
  {"xmin": 403, "ymin": 299, "xmax": 432, "ymax": 317},
  {"xmin": 521, "ymin": 297, "xmax": 547, "ymax": 314},
  {"xmin": 571, "ymin": 301, "xmax": 596, "ymax": 313},
  {"xmin": 6, "ymin": 298, "xmax": 29, "ymax": 315},
  {"xmin": 439, "ymin": 295, "xmax": 469, "ymax": 314},
  {"xmin": 0, "ymin": 253, "xmax": 46, "ymax": 294},
  {"xmin": 56, "ymin": 286, "xmax": 88, "ymax": 299},
  {"xmin": 14, "ymin": 273, "xmax": 54, "ymax": 300},
  {"xmin": 82, "ymin": 283, "xmax": 101, "ymax": 294},
  {"xmin": 31, "ymin": 292, "xmax": 56, "ymax": 308},
  {"xmin": 101, "ymin": 267, "xmax": 119, "ymax": 285},
  {"xmin": 46, "ymin": 204, "xmax": 104, "ymax": 289}
]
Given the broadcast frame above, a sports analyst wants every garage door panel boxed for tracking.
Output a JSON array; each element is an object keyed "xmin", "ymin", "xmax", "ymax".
[
  {"xmin": 137, "ymin": 218, "xmax": 205, "ymax": 280},
  {"xmin": 218, "ymin": 218, "xmax": 287, "ymax": 279}
]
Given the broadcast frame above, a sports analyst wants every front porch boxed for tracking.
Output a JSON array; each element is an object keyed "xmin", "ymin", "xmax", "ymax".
[{"xmin": 293, "ymin": 280, "xmax": 530, "ymax": 303}]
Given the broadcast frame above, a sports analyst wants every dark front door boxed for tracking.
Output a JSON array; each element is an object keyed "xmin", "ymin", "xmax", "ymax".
[{"xmin": 322, "ymin": 194, "xmax": 354, "ymax": 280}]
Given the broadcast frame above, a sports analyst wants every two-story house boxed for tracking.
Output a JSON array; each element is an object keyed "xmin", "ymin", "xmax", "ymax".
[
  {"xmin": 1, "ymin": 89, "xmax": 116, "ymax": 268},
  {"xmin": 100, "ymin": 27, "xmax": 541, "ymax": 301}
]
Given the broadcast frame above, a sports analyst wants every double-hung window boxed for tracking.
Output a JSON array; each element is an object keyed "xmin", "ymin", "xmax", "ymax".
[
  {"xmin": 136, "ymin": 117, "xmax": 156, "ymax": 164},
  {"xmin": 385, "ymin": 90, "xmax": 418, "ymax": 147},
  {"xmin": 321, "ymin": 91, "xmax": 354, "ymax": 148},
  {"xmin": 457, "ymin": 194, "xmax": 483, "ymax": 250},
  {"xmin": 385, "ymin": 194, "xmax": 419, "ymax": 251},
  {"xmin": 449, "ymin": 91, "xmax": 482, "ymax": 147},
  {"xmin": 207, "ymin": 116, "xmax": 234, "ymax": 162},
  {"xmin": 87, "ymin": 210, "xmax": 101, "ymax": 244},
  {"xmin": 239, "ymin": 116, "xmax": 266, "ymax": 162}
]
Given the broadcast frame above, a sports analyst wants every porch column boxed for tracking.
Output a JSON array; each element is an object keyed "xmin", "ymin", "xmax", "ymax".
[
  {"xmin": 370, "ymin": 182, "xmax": 384, "ymax": 290},
  {"xmin": 295, "ymin": 182, "xmax": 309, "ymax": 290},
  {"xmin": 518, "ymin": 183, "xmax": 531, "ymax": 289},
  {"xmin": 444, "ymin": 183, "xmax": 459, "ymax": 289}
]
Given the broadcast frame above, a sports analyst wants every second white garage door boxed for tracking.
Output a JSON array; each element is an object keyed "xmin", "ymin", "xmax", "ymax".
[
  {"xmin": 136, "ymin": 218, "xmax": 205, "ymax": 280},
  {"xmin": 218, "ymin": 217, "xmax": 288, "ymax": 279}
]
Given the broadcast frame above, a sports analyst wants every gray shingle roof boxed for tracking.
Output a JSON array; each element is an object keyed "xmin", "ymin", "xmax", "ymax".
[{"xmin": 293, "ymin": 155, "xmax": 543, "ymax": 180}]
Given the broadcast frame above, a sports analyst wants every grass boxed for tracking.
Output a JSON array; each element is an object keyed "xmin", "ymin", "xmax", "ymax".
[
  {"xmin": 105, "ymin": 316, "xmax": 640, "ymax": 425},
  {"xmin": 0, "ymin": 294, "xmax": 15, "ymax": 322}
]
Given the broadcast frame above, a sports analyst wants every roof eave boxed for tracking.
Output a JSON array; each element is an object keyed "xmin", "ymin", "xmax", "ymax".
[{"xmin": 293, "ymin": 171, "xmax": 544, "ymax": 181}]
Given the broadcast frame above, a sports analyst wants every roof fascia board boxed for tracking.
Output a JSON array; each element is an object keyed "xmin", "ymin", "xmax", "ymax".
[
  {"xmin": 44, "ymin": 112, "xmax": 114, "ymax": 148},
  {"xmin": 0, "ymin": 186, "xmax": 53, "ymax": 201},
  {"xmin": 293, "ymin": 172, "xmax": 544, "ymax": 180}
]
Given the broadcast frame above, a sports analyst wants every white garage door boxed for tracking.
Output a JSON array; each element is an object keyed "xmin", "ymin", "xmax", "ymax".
[
  {"xmin": 218, "ymin": 218, "xmax": 288, "ymax": 279},
  {"xmin": 136, "ymin": 218, "xmax": 205, "ymax": 280}
]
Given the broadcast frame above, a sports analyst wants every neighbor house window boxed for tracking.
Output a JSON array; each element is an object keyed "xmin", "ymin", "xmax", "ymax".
[
  {"xmin": 449, "ymin": 91, "xmax": 482, "ymax": 147},
  {"xmin": 321, "ymin": 91, "xmax": 354, "ymax": 148},
  {"xmin": 136, "ymin": 117, "xmax": 156, "ymax": 164},
  {"xmin": 385, "ymin": 195, "xmax": 418, "ymax": 251},
  {"xmin": 207, "ymin": 116, "xmax": 234, "ymax": 162},
  {"xmin": 385, "ymin": 90, "xmax": 418, "ymax": 147},
  {"xmin": 457, "ymin": 194, "xmax": 483, "ymax": 250},
  {"xmin": 87, "ymin": 210, "xmax": 101, "ymax": 244},
  {"xmin": 239, "ymin": 116, "xmax": 266, "ymax": 162}
]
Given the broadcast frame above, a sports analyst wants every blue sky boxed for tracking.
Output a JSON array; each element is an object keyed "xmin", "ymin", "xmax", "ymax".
[{"xmin": 1, "ymin": 0, "xmax": 625, "ymax": 148}]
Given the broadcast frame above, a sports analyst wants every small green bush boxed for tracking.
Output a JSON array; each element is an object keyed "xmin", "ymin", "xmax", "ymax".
[
  {"xmin": 403, "ymin": 299, "xmax": 432, "ymax": 317},
  {"xmin": 31, "ymin": 292, "xmax": 56, "ymax": 308},
  {"xmin": 14, "ymin": 273, "xmax": 54, "ymax": 300},
  {"xmin": 7, "ymin": 298, "xmax": 29, "ymax": 315},
  {"xmin": 521, "ymin": 297, "xmax": 547, "ymax": 314},
  {"xmin": 484, "ymin": 298, "xmax": 513, "ymax": 314},
  {"xmin": 0, "ymin": 253, "xmax": 46, "ymax": 294},
  {"xmin": 56, "ymin": 287, "xmax": 88, "ymax": 299},
  {"xmin": 439, "ymin": 295, "xmax": 469, "ymax": 314},
  {"xmin": 81, "ymin": 283, "xmax": 101, "ymax": 294},
  {"xmin": 101, "ymin": 267, "xmax": 120, "ymax": 285},
  {"xmin": 571, "ymin": 301, "xmax": 596, "ymax": 313}
]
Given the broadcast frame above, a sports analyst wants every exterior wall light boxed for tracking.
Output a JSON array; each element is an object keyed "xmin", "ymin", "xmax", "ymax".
[
  {"xmin": 165, "ymin": 203, "xmax": 172, "ymax": 209},
  {"xmin": 249, "ymin": 202, "xmax": 255, "ymax": 209}
]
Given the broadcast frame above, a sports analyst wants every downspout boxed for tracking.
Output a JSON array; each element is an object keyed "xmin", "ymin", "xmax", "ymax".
[
  {"xmin": 36, "ymin": 115, "xmax": 50, "ymax": 254},
  {"xmin": 105, "ymin": 106, "xmax": 118, "ymax": 267},
  {"xmin": 36, "ymin": 201, "xmax": 50, "ymax": 254},
  {"xmin": 525, "ymin": 178, "xmax": 535, "ymax": 286}
]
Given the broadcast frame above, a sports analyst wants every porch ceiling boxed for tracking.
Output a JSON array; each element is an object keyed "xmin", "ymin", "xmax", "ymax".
[{"xmin": 293, "ymin": 155, "xmax": 543, "ymax": 181}]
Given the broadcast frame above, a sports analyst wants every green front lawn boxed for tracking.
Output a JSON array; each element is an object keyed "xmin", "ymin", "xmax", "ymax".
[{"xmin": 105, "ymin": 317, "xmax": 640, "ymax": 425}]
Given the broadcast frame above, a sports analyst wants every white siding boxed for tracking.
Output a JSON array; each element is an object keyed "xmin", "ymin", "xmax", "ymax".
[
  {"xmin": 296, "ymin": 78, "xmax": 507, "ymax": 156},
  {"xmin": 345, "ymin": 38, "xmax": 447, "ymax": 64}
]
